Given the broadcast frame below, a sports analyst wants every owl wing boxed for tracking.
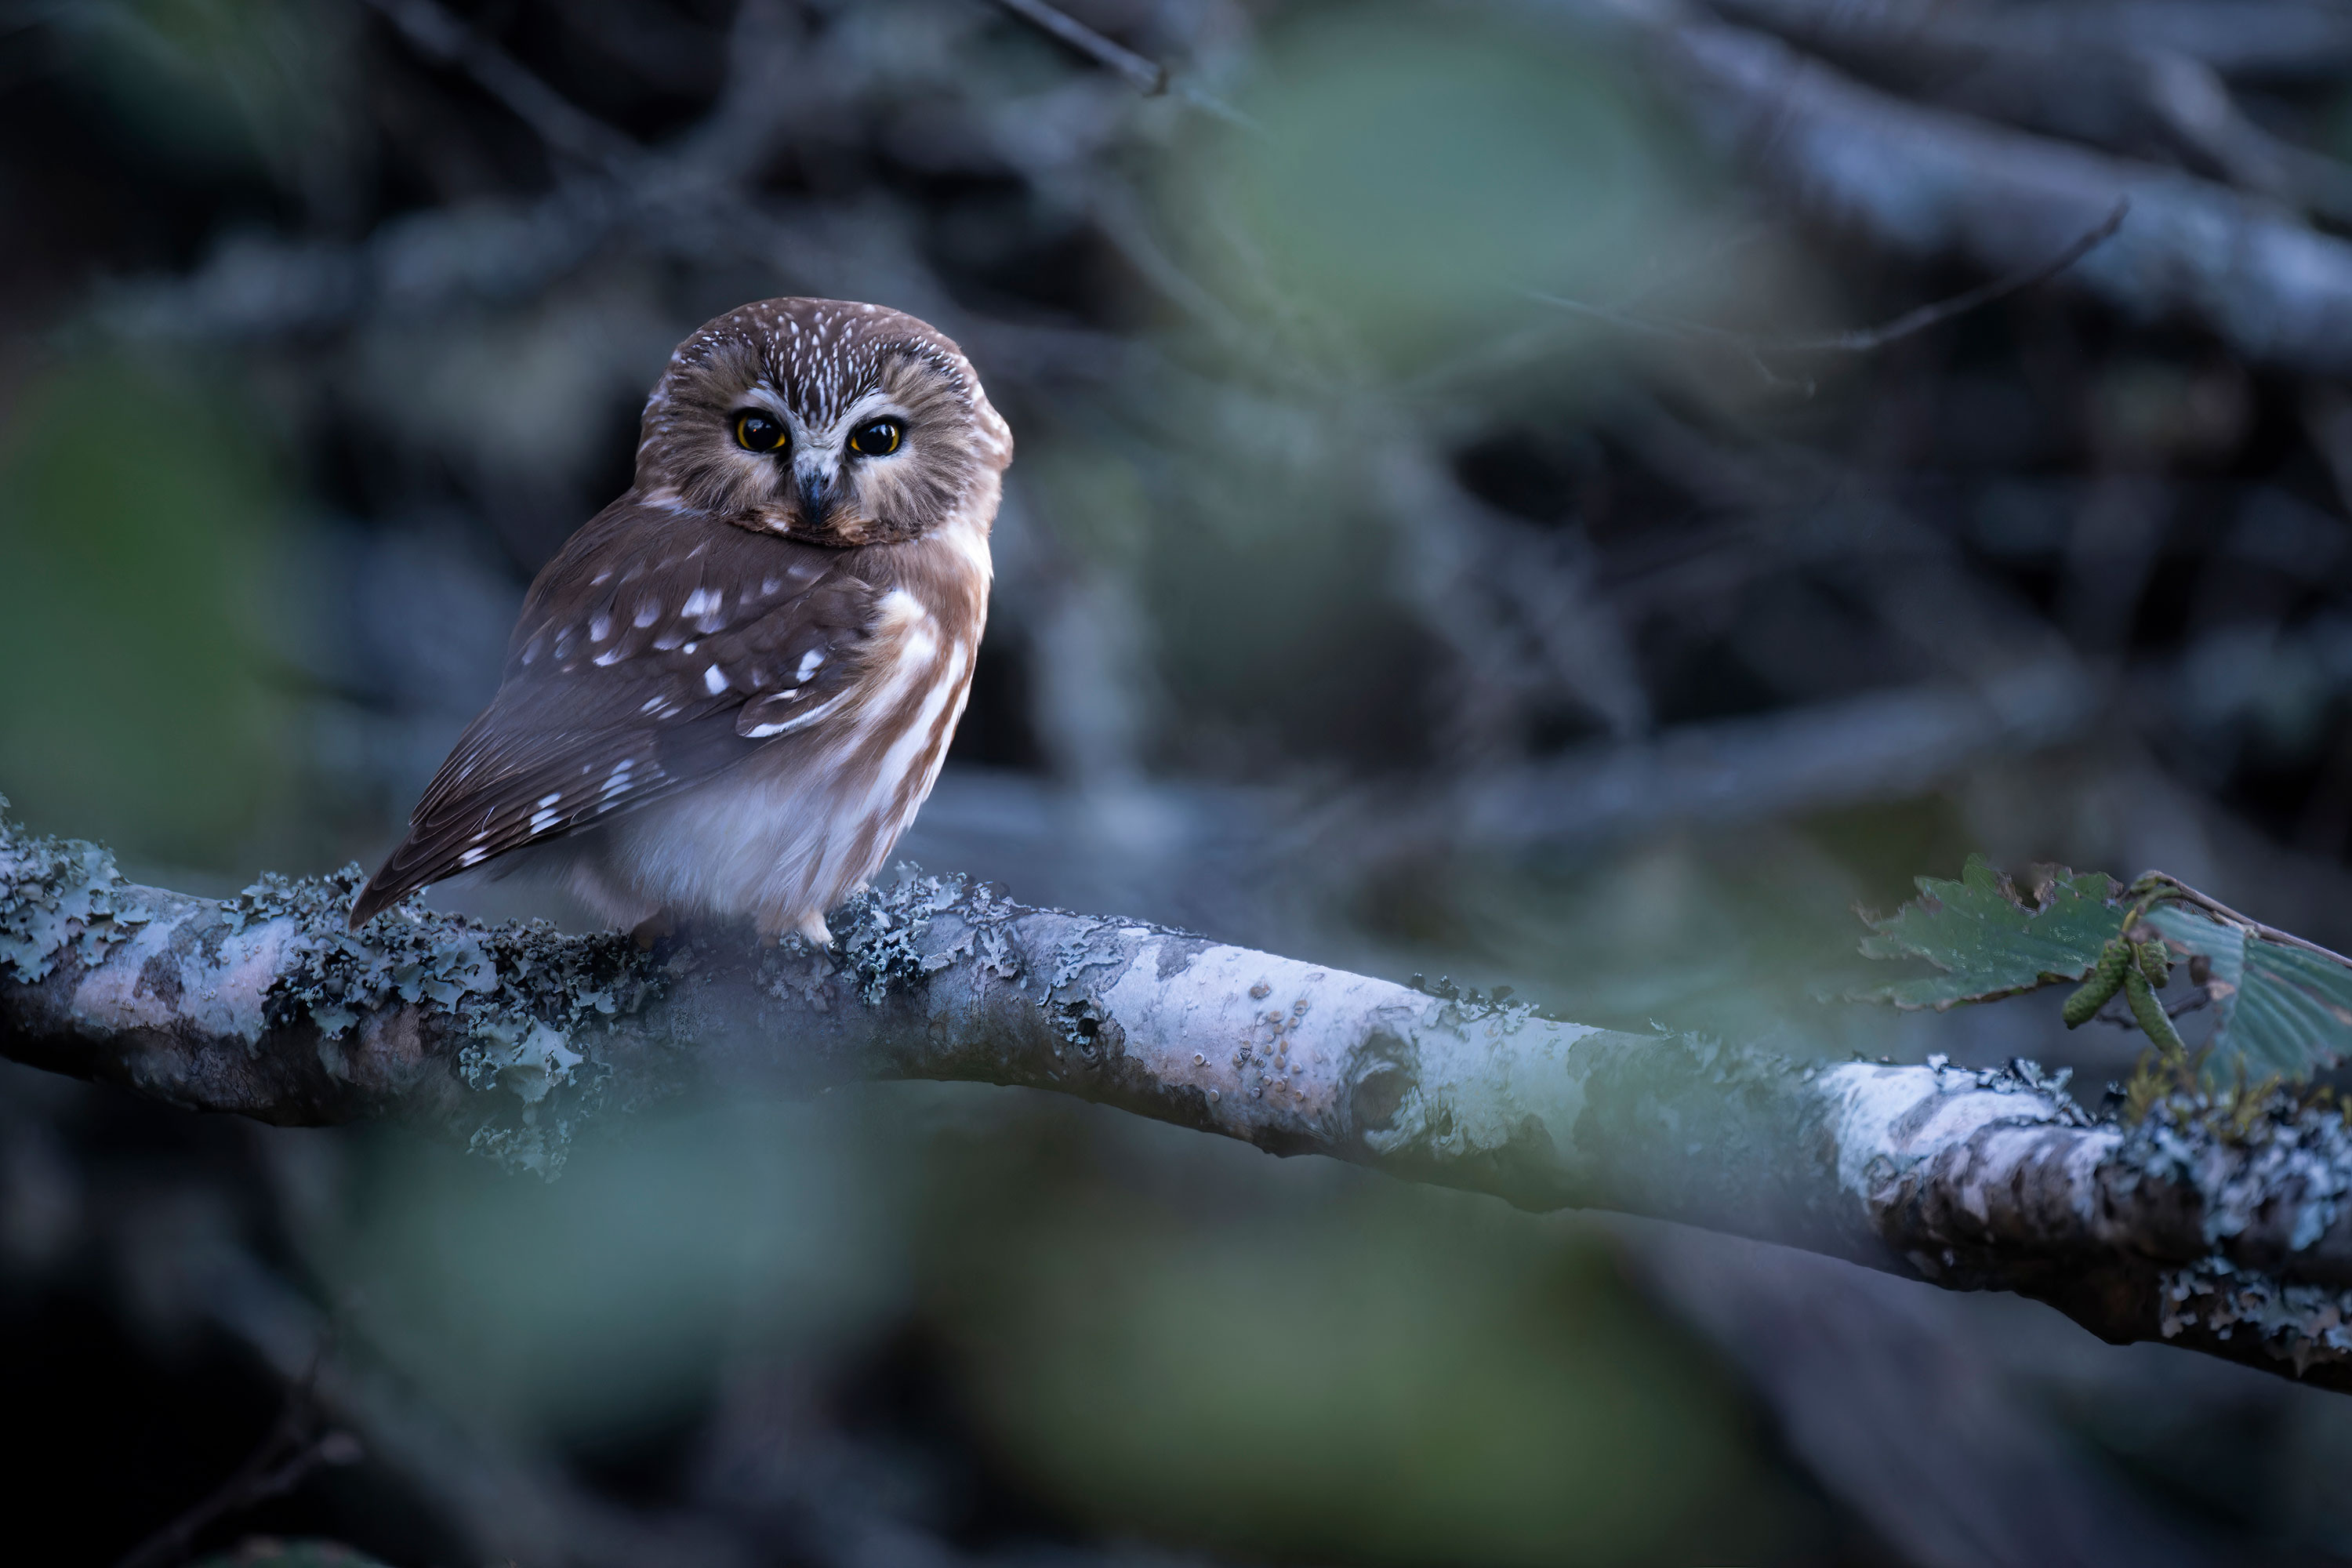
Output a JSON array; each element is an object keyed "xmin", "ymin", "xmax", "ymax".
[{"xmin": 350, "ymin": 503, "xmax": 879, "ymax": 926}]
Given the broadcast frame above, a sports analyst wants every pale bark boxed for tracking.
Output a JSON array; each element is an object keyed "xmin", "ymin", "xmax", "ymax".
[{"xmin": 7, "ymin": 815, "xmax": 2352, "ymax": 1391}]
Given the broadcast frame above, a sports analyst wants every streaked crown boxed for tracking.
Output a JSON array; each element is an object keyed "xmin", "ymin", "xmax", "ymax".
[{"xmin": 633, "ymin": 297, "xmax": 1011, "ymax": 547}]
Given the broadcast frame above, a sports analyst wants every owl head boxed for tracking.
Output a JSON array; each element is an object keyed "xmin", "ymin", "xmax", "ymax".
[{"xmin": 634, "ymin": 297, "xmax": 1013, "ymax": 546}]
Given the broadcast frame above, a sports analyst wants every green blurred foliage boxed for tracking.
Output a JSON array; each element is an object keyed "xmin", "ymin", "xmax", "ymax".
[
  {"xmin": 1359, "ymin": 817, "xmax": 1946, "ymax": 1045},
  {"xmin": 1124, "ymin": 3, "xmax": 1738, "ymax": 768},
  {"xmin": 916, "ymin": 1100, "xmax": 1801, "ymax": 1568},
  {"xmin": 1023, "ymin": 440, "xmax": 1156, "ymax": 575},
  {"xmin": 326, "ymin": 1102, "xmax": 898, "ymax": 1445},
  {"xmin": 0, "ymin": 354, "xmax": 291, "ymax": 866},
  {"xmin": 62, "ymin": 0, "xmax": 360, "ymax": 201},
  {"xmin": 1178, "ymin": 5, "xmax": 1710, "ymax": 371},
  {"xmin": 306, "ymin": 1088, "xmax": 1816, "ymax": 1563},
  {"xmin": 1033, "ymin": 386, "xmax": 1446, "ymax": 772}
]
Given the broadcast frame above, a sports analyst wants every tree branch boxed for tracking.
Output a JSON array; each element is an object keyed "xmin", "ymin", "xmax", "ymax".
[
  {"xmin": 1531, "ymin": 202, "xmax": 2128, "ymax": 387},
  {"xmin": 1631, "ymin": 12, "xmax": 2352, "ymax": 376},
  {"xmin": 989, "ymin": 0, "xmax": 1168, "ymax": 96},
  {"xmin": 1708, "ymin": 0, "xmax": 2352, "ymax": 228},
  {"xmin": 8, "ymin": 811, "xmax": 2352, "ymax": 1391},
  {"xmin": 357, "ymin": 0, "xmax": 643, "ymax": 174}
]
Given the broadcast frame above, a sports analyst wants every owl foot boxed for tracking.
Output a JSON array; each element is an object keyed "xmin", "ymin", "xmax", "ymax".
[{"xmin": 753, "ymin": 909, "xmax": 834, "ymax": 949}]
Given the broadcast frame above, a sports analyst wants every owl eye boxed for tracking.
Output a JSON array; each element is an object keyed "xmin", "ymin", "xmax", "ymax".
[
  {"xmin": 734, "ymin": 410, "xmax": 788, "ymax": 452},
  {"xmin": 847, "ymin": 419, "xmax": 902, "ymax": 456}
]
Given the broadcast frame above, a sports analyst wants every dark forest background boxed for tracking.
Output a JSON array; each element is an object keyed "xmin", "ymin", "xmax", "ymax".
[{"xmin": 11, "ymin": 1, "xmax": 2352, "ymax": 1563}]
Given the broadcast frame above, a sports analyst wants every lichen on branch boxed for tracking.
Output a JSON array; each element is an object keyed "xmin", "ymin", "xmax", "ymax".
[{"xmin": 12, "ymin": 807, "xmax": 2352, "ymax": 1392}]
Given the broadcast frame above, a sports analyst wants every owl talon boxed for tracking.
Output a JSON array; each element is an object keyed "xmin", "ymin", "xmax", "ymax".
[{"xmin": 795, "ymin": 912, "xmax": 834, "ymax": 948}]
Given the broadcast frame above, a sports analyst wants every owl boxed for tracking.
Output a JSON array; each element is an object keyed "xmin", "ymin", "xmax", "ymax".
[{"xmin": 350, "ymin": 298, "xmax": 1012, "ymax": 944}]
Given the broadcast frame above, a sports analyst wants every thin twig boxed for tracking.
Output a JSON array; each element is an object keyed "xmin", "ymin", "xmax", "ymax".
[
  {"xmin": 1530, "ymin": 201, "xmax": 2129, "ymax": 389},
  {"xmin": 1774, "ymin": 201, "xmax": 2130, "ymax": 352},
  {"xmin": 355, "ymin": 0, "xmax": 641, "ymax": 173},
  {"xmin": 114, "ymin": 1349, "xmax": 361, "ymax": 1568},
  {"xmin": 990, "ymin": 0, "xmax": 1166, "ymax": 95},
  {"xmin": 985, "ymin": 0, "xmax": 1260, "ymax": 129},
  {"xmin": 1525, "ymin": 291, "xmax": 1821, "ymax": 392},
  {"xmin": 2131, "ymin": 871, "xmax": 2352, "ymax": 968}
]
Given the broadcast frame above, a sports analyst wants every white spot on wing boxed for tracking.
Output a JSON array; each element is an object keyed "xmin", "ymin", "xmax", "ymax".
[
  {"xmin": 704, "ymin": 664, "xmax": 728, "ymax": 695},
  {"xmin": 795, "ymin": 648, "xmax": 826, "ymax": 682},
  {"xmin": 742, "ymin": 687, "xmax": 853, "ymax": 737}
]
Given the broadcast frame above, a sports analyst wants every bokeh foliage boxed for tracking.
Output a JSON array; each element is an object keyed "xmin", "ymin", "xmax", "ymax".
[
  {"xmin": 0, "ymin": 355, "xmax": 290, "ymax": 866},
  {"xmin": 1190, "ymin": 5, "xmax": 1710, "ymax": 369}
]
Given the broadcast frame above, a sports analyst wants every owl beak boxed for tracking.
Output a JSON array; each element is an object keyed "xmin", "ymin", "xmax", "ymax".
[{"xmin": 796, "ymin": 469, "xmax": 832, "ymax": 530}]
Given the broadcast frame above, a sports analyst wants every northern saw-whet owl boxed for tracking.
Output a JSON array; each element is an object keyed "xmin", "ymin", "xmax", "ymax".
[{"xmin": 350, "ymin": 298, "xmax": 1011, "ymax": 944}]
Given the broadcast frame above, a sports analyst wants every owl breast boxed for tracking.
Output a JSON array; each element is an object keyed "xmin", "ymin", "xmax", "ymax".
[{"xmin": 561, "ymin": 499, "xmax": 992, "ymax": 943}]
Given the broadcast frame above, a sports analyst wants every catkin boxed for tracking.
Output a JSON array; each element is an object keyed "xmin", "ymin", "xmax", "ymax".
[{"xmin": 2063, "ymin": 938, "xmax": 2129, "ymax": 1029}]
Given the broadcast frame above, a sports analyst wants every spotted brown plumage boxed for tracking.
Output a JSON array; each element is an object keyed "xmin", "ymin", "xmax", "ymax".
[{"xmin": 350, "ymin": 298, "xmax": 1010, "ymax": 942}]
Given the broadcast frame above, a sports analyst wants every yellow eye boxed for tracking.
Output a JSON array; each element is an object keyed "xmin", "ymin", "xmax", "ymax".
[
  {"xmin": 734, "ymin": 410, "xmax": 787, "ymax": 452},
  {"xmin": 848, "ymin": 419, "xmax": 902, "ymax": 456}
]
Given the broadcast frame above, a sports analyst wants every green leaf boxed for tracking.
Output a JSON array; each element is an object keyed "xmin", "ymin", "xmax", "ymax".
[
  {"xmin": 2141, "ymin": 903, "xmax": 2352, "ymax": 1080},
  {"xmin": 1850, "ymin": 854, "xmax": 2122, "ymax": 1011},
  {"xmin": 1849, "ymin": 853, "xmax": 2352, "ymax": 1079}
]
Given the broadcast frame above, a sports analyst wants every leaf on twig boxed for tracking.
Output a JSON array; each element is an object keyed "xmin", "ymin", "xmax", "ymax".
[
  {"xmin": 2141, "ymin": 902, "xmax": 2352, "ymax": 1080},
  {"xmin": 1849, "ymin": 852, "xmax": 2352, "ymax": 1080},
  {"xmin": 1849, "ymin": 854, "xmax": 2121, "ymax": 1011}
]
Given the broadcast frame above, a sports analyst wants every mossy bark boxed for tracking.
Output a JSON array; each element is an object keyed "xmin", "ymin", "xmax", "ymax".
[{"xmin": 9, "ymin": 814, "xmax": 2352, "ymax": 1389}]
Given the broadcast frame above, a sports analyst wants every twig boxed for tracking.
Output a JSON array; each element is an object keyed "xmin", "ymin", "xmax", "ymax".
[
  {"xmin": 989, "ymin": 0, "xmax": 1166, "ymax": 95},
  {"xmin": 1773, "ymin": 201, "xmax": 2129, "ymax": 352},
  {"xmin": 114, "ymin": 1351, "xmax": 361, "ymax": 1568},
  {"xmin": 985, "ymin": 0, "xmax": 1260, "ymax": 129},
  {"xmin": 2129, "ymin": 871, "xmax": 2352, "ymax": 969},
  {"xmin": 1657, "ymin": 16, "xmax": 2352, "ymax": 376},
  {"xmin": 355, "ymin": 0, "xmax": 641, "ymax": 173},
  {"xmin": 1525, "ymin": 289, "xmax": 1820, "ymax": 392},
  {"xmin": 1528, "ymin": 201, "xmax": 2127, "ymax": 387}
]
